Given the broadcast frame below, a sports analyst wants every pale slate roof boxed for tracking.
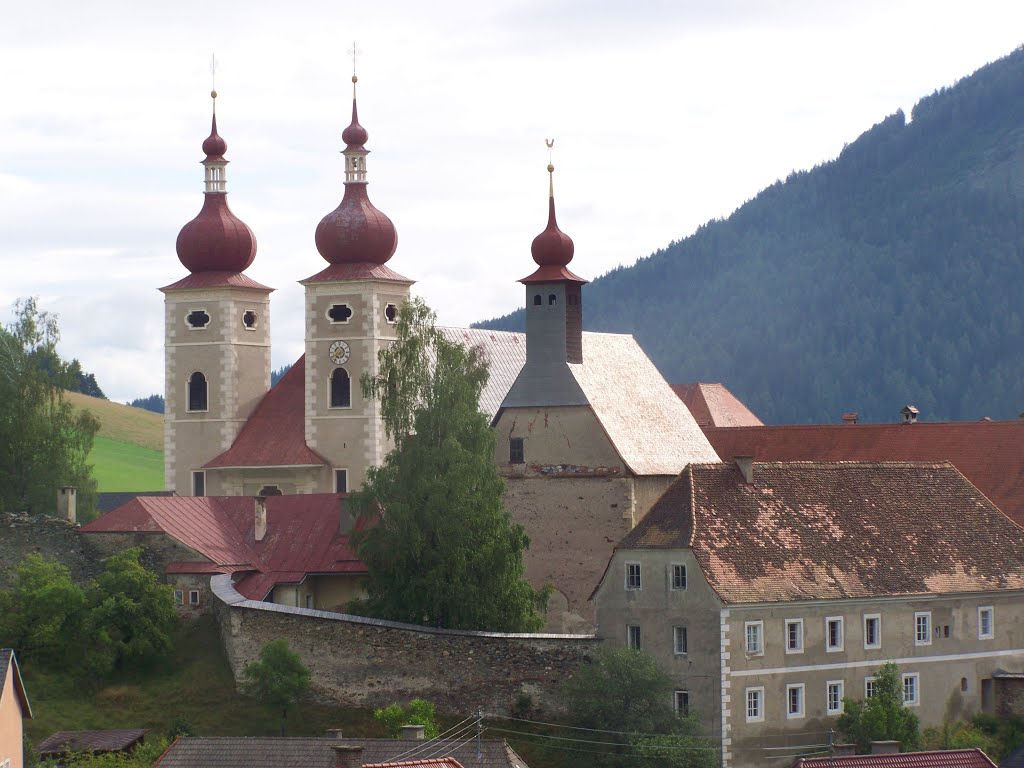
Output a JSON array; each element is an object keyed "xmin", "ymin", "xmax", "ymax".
[
  {"xmin": 569, "ymin": 334, "xmax": 720, "ymax": 475},
  {"xmin": 617, "ymin": 460, "xmax": 1024, "ymax": 604},
  {"xmin": 438, "ymin": 327, "xmax": 526, "ymax": 420},
  {"xmin": 453, "ymin": 327, "xmax": 720, "ymax": 475}
]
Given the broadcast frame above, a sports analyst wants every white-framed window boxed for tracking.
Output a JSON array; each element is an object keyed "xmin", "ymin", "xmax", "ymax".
[
  {"xmin": 786, "ymin": 683, "xmax": 805, "ymax": 719},
  {"xmin": 903, "ymin": 673, "xmax": 920, "ymax": 706},
  {"xmin": 326, "ymin": 303, "xmax": 353, "ymax": 324},
  {"xmin": 242, "ymin": 309, "xmax": 258, "ymax": 330},
  {"xmin": 189, "ymin": 590, "xmax": 200, "ymax": 606},
  {"xmin": 865, "ymin": 676, "xmax": 877, "ymax": 698},
  {"xmin": 979, "ymin": 606, "xmax": 994, "ymax": 639},
  {"xmin": 674, "ymin": 690, "xmax": 690, "ymax": 716},
  {"xmin": 185, "ymin": 308, "xmax": 210, "ymax": 329},
  {"xmin": 625, "ymin": 562, "xmax": 642, "ymax": 590},
  {"xmin": 192, "ymin": 471, "xmax": 206, "ymax": 497},
  {"xmin": 174, "ymin": 590, "xmax": 184, "ymax": 606},
  {"xmin": 673, "ymin": 626, "xmax": 688, "ymax": 655},
  {"xmin": 627, "ymin": 624, "xmax": 641, "ymax": 649},
  {"xmin": 385, "ymin": 303, "xmax": 399, "ymax": 324},
  {"xmin": 915, "ymin": 612, "xmax": 932, "ymax": 646},
  {"xmin": 335, "ymin": 469, "xmax": 349, "ymax": 494},
  {"xmin": 826, "ymin": 616, "xmax": 844, "ymax": 652},
  {"xmin": 827, "ymin": 680, "xmax": 845, "ymax": 715},
  {"xmin": 864, "ymin": 614, "xmax": 881, "ymax": 649},
  {"xmin": 670, "ymin": 563, "xmax": 687, "ymax": 591},
  {"xmin": 745, "ymin": 687, "xmax": 764, "ymax": 722},
  {"xmin": 744, "ymin": 621, "xmax": 764, "ymax": 655},
  {"xmin": 785, "ymin": 618, "xmax": 804, "ymax": 654}
]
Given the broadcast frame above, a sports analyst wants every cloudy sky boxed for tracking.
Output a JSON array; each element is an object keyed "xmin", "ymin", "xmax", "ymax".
[{"xmin": 2, "ymin": 1, "xmax": 1022, "ymax": 402}]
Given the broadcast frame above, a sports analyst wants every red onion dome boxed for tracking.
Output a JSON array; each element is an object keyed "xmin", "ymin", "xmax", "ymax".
[
  {"xmin": 176, "ymin": 195, "xmax": 257, "ymax": 273},
  {"xmin": 315, "ymin": 185, "xmax": 397, "ymax": 265},
  {"xmin": 531, "ymin": 167, "xmax": 575, "ymax": 267},
  {"xmin": 202, "ymin": 93, "xmax": 228, "ymax": 160},
  {"xmin": 342, "ymin": 81, "xmax": 368, "ymax": 148}
]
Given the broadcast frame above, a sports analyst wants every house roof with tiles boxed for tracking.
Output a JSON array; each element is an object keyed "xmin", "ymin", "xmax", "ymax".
[
  {"xmin": 672, "ymin": 382, "xmax": 763, "ymax": 427},
  {"xmin": 80, "ymin": 494, "xmax": 366, "ymax": 600},
  {"xmin": 612, "ymin": 460, "xmax": 1024, "ymax": 604},
  {"xmin": 793, "ymin": 748, "xmax": 997, "ymax": 767},
  {"xmin": 702, "ymin": 420, "xmax": 1024, "ymax": 528},
  {"xmin": 37, "ymin": 729, "xmax": 148, "ymax": 758},
  {"xmin": 204, "ymin": 356, "xmax": 329, "ymax": 469},
  {"xmin": 151, "ymin": 736, "xmax": 529, "ymax": 768}
]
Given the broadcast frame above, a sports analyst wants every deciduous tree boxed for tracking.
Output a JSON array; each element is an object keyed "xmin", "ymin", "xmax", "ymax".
[
  {"xmin": 241, "ymin": 639, "xmax": 311, "ymax": 736},
  {"xmin": 0, "ymin": 298, "xmax": 99, "ymax": 516},
  {"xmin": 351, "ymin": 298, "xmax": 547, "ymax": 632},
  {"xmin": 838, "ymin": 661, "xmax": 921, "ymax": 752},
  {"xmin": 0, "ymin": 553, "xmax": 86, "ymax": 664}
]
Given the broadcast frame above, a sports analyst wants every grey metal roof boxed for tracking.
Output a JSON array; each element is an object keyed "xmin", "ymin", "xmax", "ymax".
[{"xmin": 153, "ymin": 736, "xmax": 529, "ymax": 768}]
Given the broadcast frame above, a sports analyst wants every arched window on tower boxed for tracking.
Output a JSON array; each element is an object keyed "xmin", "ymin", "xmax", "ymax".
[
  {"xmin": 548, "ymin": 294, "xmax": 557, "ymax": 305},
  {"xmin": 533, "ymin": 294, "xmax": 542, "ymax": 306},
  {"xmin": 188, "ymin": 372, "xmax": 208, "ymax": 412},
  {"xmin": 330, "ymin": 368, "xmax": 351, "ymax": 408}
]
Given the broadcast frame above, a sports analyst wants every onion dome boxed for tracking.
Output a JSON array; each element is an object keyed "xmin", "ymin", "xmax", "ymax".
[
  {"xmin": 315, "ymin": 76, "xmax": 398, "ymax": 265},
  {"xmin": 520, "ymin": 159, "xmax": 586, "ymax": 284},
  {"xmin": 175, "ymin": 91, "xmax": 257, "ymax": 274},
  {"xmin": 531, "ymin": 163, "xmax": 575, "ymax": 267}
]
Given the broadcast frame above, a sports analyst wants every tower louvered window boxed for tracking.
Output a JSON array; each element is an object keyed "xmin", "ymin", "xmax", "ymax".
[
  {"xmin": 188, "ymin": 372, "xmax": 208, "ymax": 411},
  {"xmin": 331, "ymin": 368, "xmax": 351, "ymax": 408}
]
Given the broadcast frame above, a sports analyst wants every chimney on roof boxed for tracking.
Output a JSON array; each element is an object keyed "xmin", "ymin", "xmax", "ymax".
[
  {"xmin": 841, "ymin": 412, "xmax": 858, "ymax": 425},
  {"xmin": 400, "ymin": 724, "xmax": 426, "ymax": 741},
  {"xmin": 901, "ymin": 404, "xmax": 919, "ymax": 424},
  {"xmin": 870, "ymin": 741, "xmax": 900, "ymax": 754},
  {"xmin": 330, "ymin": 744, "xmax": 363, "ymax": 768},
  {"xmin": 254, "ymin": 497, "xmax": 267, "ymax": 542},
  {"xmin": 831, "ymin": 744, "xmax": 857, "ymax": 757},
  {"xmin": 57, "ymin": 486, "xmax": 77, "ymax": 524},
  {"xmin": 734, "ymin": 456, "xmax": 754, "ymax": 484},
  {"xmin": 325, "ymin": 729, "xmax": 343, "ymax": 739},
  {"xmin": 339, "ymin": 496, "xmax": 354, "ymax": 535}
]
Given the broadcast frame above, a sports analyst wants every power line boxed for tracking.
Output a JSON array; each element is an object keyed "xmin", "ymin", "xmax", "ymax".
[
  {"xmin": 379, "ymin": 716, "xmax": 476, "ymax": 764},
  {"xmin": 486, "ymin": 725, "xmax": 721, "ymax": 752}
]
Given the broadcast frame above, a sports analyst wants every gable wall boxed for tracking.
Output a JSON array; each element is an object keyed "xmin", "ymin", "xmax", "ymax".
[{"xmin": 0, "ymin": 661, "xmax": 25, "ymax": 768}]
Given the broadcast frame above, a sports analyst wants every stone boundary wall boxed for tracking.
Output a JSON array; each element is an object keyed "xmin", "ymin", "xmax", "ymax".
[
  {"xmin": 0, "ymin": 512, "xmax": 106, "ymax": 586},
  {"xmin": 211, "ymin": 574, "xmax": 600, "ymax": 714}
]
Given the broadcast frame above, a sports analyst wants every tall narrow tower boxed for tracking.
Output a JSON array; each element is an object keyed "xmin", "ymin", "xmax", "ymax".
[
  {"xmin": 502, "ymin": 155, "xmax": 589, "ymax": 407},
  {"xmin": 301, "ymin": 75, "xmax": 413, "ymax": 493},
  {"xmin": 161, "ymin": 91, "xmax": 273, "ymax": 496}
]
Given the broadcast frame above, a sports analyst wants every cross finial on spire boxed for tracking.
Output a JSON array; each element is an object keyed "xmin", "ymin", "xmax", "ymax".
[
  {"xmin": 545, "ymin": 139, "xmax": 555, "ymax": 198},
  {"xmin": 347, "ymin": 42, "xmax": 362, "ymax": 94},
  {"xmin": 210, "ymin": 53, "xmax": 219, "ymax": 113}
]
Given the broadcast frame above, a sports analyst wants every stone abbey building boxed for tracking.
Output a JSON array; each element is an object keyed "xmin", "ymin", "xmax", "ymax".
[{"xmin": 156, "ymin": 78, "xmax": 719, "ymax": 630}]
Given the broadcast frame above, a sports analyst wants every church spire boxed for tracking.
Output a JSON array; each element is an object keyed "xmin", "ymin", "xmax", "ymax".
[{"xmin": 520, "ymin": 142, "xmax": 586, "ymax": 285}]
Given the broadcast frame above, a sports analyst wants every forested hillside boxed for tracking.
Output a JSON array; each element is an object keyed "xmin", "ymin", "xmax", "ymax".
[{"xmin": 476, "ymin": 47, "xmax": 1024, "ymax": 424}]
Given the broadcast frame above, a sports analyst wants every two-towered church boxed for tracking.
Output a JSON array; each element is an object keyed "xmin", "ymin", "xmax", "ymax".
[{"xmin": 104, "ymin": 77, "xmax": 720, "ymax": 631}]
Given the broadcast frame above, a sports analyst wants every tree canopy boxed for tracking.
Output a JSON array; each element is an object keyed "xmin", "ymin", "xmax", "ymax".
[
  {"xmin": 241, "ymin": 638, "xmax": 311, "ymax": 735},
  {"xmin": 838, "ymin": 661, "xmax": 921, "ymax": 753},
  {"xmin": 351, "ymin": 297, "xmax": 547, "ymax": 632},
  {"xmin": 560, "ymin": 647, "xmax": 716, "ymax": 768},
  {"xmin": 0, "ymin": 298, "xmax": 99, "ymax": 515}
]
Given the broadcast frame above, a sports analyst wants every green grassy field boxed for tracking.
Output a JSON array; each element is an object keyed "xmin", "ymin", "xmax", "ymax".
[
  {"xmin": 89, "ymin": 436, "xmax": 164, "ymax": 492},
  {"xmin": 64, "ymin": 391, "xmax": 165, "ymax": 492}
]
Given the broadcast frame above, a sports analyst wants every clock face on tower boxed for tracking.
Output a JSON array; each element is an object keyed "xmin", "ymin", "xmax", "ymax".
[{"xmin": 328, "ymin": 340, "xmax": 351, "ymax": 365}]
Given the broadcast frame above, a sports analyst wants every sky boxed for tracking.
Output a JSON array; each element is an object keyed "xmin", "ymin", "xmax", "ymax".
[{"xmin": 2, "ymin": 1, "xmax": 1022, "ymax": 403}]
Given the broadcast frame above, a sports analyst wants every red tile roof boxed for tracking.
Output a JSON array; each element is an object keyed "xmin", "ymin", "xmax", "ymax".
[
  {"xmin": 672, "ymin": 382, "xmax": 763, "ymax": 427},
  {"xmin": 363, "ymin": 760, "xmax": 465, "ymax": 768},
  {"xmin": 619, "ymin": 461, "xmax": 1024, "ymax": 604},
  {"xmin": 204, "ymin": 356, "xmax": 330, "ymax": 469},
  {"xmin": 703, "ymin": 421, "xmax": 1024, "ymax": 526},
  {"xmin": 793, "ymin": 748, "xmax": 997, "ymax": 767},
  {"xmin": 81, "ymin": 494, "xmax": 366, "ymax": 600},
  {"xmin": 301, "ymin": 262, "xmax": 414, "ymax": 284},
  {"xmin": 159, "ymin": 271, "xmax": 273, "ymax": 292}
]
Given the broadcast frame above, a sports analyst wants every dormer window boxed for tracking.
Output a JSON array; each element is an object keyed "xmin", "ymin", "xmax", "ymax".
[
  {"xmin": 186, "ymin": 309, "xmax": 210, "ymax": 329},
  {"xmin": 328, "ymin": 304, "xmax": 353, "ymax": 323}
]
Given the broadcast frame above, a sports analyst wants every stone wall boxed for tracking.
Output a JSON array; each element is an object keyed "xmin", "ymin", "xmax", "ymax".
[
  {"xmin": 211, "ymin": 574, "xmax": 598, "ymax": 714},
  {"xmin": 0, "ymin": 512, "xmax": 105, "ymax": 586}
]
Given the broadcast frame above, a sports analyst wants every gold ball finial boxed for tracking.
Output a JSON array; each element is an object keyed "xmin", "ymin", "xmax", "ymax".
[
  {"xmin": 211, "ymin": 90, "xmax": 218, "ymax": 99},
  {"xmin": 547, "ymin": 163, "xmax": 554, "ymax": 173},
  {"xmin": 352, "ymin": 75, "xmax": 358, "ymax": 84}
]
